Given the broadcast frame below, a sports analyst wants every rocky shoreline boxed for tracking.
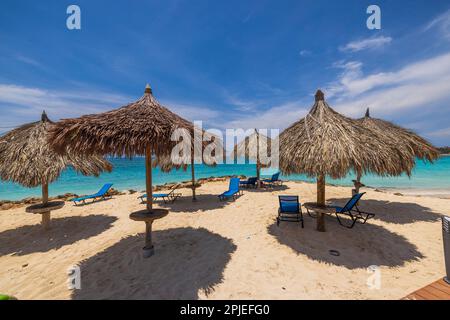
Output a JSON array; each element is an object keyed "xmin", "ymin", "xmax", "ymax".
[
  {"xmin": 5, "ymin": 174, "xmax": 438, "ymax": 211},
  {"xmin": 0, "ymin": 175, "xmax": 244, "ymax": 211}
]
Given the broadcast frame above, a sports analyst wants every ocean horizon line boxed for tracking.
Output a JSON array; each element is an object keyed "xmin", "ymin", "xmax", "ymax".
[{"xmin": 1, "ymin": 155, "xmax": 449, "ymax": 201}]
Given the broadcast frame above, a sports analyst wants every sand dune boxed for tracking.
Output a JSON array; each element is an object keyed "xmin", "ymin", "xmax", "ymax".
[{"xmin": 0, "ymin": 180, "xmax": 448, "ymax": 299}]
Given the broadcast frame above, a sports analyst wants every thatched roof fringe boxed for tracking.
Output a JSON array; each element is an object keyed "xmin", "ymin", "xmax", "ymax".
[
  {"xmin": 279, "ymin": 90, "xmax": 419, "ymax": 179},
  {"xmin": 0, "ymin": 111, "xmax": 112, "ymax": 188}
]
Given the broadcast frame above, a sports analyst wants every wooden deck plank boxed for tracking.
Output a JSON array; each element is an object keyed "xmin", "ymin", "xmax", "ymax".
[
  {"xmin": 403, "ymin": 278, "xmax": 450, "ymax": 300},
  {"xmin": 430, "ymin": 280, "xmax": 450, "ymax": 295},
  {"xmin": 420, "ymin": 287, "xmax": 446, "ymax": 300}
]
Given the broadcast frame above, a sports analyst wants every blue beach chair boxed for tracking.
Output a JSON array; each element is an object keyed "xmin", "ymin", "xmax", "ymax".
[
  {"xmin": 72, "ymin": 183, "xmax": 113, "ymax": 205},
  {"xmin": 239, "ymin": 177, "xmax": 258, "ymax": 188},
  {"xmin": 277, "ymin": 195, "xmax": 304, "ymax": 227},
  {"xmin": 330, "ymin": 192, "xmax": 374, "ymax": 228},
  {"xmin": 218, "ymin": 178, "xmax": 242, "ymax": 201},
  {"xmin": 138, "ymin": 184, "xmax": 182, "ymax": 204},
  {"xmin": 262, "ymin": 172, "xmax": 282, "ymax": 188}
]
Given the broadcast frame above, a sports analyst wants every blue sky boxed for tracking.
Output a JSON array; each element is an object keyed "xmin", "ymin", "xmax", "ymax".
[{"xmin": 1, "ymin": 0, "xmax": 450, "ymax": 145}]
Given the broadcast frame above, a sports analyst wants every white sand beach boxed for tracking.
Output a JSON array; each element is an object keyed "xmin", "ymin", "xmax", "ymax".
[{"xmin": 0, "ymin": 180, "xmax": 448, "ymax": 300}]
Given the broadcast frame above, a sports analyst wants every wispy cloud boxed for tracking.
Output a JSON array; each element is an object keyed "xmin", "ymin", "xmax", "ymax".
[
  {"xmin": 0, "ymin": 83, "xmax": 225, "ymax": 130},
  {"xmin": 223, "ymin": 51, "xmax": 450, "ymax": 139},
  {"xmin": 427, "ymin": 127, "xmax": 450, "ymax": 138},
  {"xmin": 340, "ymin": 36, "xmax": 392, "ymax": 52},
  {"xmin": 225, "ymin": 101, "xmax": 309, "ymax": 130},
  {"xmin": 0, "ymin": 84, "xmax": 132, "ymax": 122},
  {"xmin": 226, "ymin": 95, "xmax": 261, "ymax": 112},
  {"xmin": 327, "ymin": 52, "xmax": 450, "ymax": 107},
  {"xmin": 15, "ymin": 55, "xmax": 43, "ymax": 68},
  {"xmin": 160, "ymin": 99, "xmax": 221, "ymax": 124},
  {"xmin": 299, "ymin": 50, "xmax": 311, "ymax": 56},
  {"xmin": 424, "ymin": 9, "xmax": 450, "ymax": 39}
]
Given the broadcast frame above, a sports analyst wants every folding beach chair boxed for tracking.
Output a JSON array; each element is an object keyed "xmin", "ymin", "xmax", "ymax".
[
  {"xmin": 72, "ymin": 183, "xmax": 114, "ymax": 205},
  {"xmin": 138, "ymin": 184, "xmax": 182, "ymax": 204},
  {"xmin": 218, "ymin": 178, "xmax": 242, "ymax": 201},
  {"xmin": 262, "ymin": 172, "xmax": 282, "ymax": 188},
  {"xmin": 239, "ymin": 177, "xmax": 258, "ymax": 188},
  {"xmin": 277, "ymin": 195, "xmax": 304, "ymax": 227},
  {"xmin": 330, "ymin": 192, "xmax": 375, "ymax": 228}
]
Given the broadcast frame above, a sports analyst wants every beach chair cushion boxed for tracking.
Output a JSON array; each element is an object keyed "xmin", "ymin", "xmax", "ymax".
[
  {"xmin": 264, "ymin": 172, "xmax": 280, "ymax": 182},
  {"xmin": 279, "ymin": 196, "xmax": 300, "ymax": 213},
  {"xmin": 277, "ymin": 195, "xmax": 304, "ymax": 227},
  {"xmin": 153, "ymin": 193, "xmax": 169, "ymax": 198},
  {"xmin": 332, "ymin": 193, "xmax": 364, "ymax": 213},
  {"xmin": 72, "ymin": 183, "xmax": 113, "ymax": 203},
  {"xmin": 280, "ymin": 202, "xmax": 299, "ymax": 213},
  {"xmin": 219, "ymin": 178, "xmax": 241, "ymax": 199}
]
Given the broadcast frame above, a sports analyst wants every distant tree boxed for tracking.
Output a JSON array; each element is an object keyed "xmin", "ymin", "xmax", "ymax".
[{"xmin": 437, "ymin": 146, "xmax": 450, "ymax": 154}]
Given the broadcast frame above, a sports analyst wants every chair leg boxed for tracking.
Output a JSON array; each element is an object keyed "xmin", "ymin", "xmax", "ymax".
[
  {"xmin": 300, "ymin": 212, "xmax": 305, "ymax": 228},
  {"xmin": 276, "ymin": 217, "xmax": 280, "ymax": 226},
  {"xmin": 335, "ymin": 212, "xmax": 357, "ymax": 228},
  {"xmin": 306, "ymin": 208, "xmax": 316, "ymax": 218}
]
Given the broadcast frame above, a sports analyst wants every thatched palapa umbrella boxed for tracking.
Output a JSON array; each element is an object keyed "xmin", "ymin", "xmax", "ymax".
[
  {"xmin": 0, "ymin": 111, "xmax": 112, "ymax": 229},
  {"xmin": 49, "ymin": 84, "xmax": 210, "ymax": 256},
  {"xmin": 353, "ymin": 108, "xmax": 439, "ymax": 192},
  {"xmin": 232, "ymin": 129, "xmax": 274, "ymax": 186},
  {"xmin": 153, "ymin": 130, "xmax": 221, "ymax": 200},
  {"xmin": 279, "ymin": 90, "xmax": 417, "ymax": 231}
]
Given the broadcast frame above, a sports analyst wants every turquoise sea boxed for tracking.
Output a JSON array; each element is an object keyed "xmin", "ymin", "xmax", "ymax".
[{"xmin": 1, "ymin": 156, "xmax": 449, "ymax": 201}]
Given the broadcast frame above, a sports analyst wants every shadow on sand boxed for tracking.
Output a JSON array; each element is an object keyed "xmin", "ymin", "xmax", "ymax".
[
  {"xmin": 328, "ymin": 197, "xmax": 441, "ymax": 224},
  {"xmin": 72, "ymin": 227, "xmax": 236, "ymax": 299},
  {"xmin": 268, "ymin": 215, "xmax": 423, "ymax": 269},
  {"xmin": 149, "ymin": 194, "xmax": 236, "ymax": 213},
  {"xmin": 243, "ymin": 185, "xmax": 290, "ymax": 193},
  {"xmin": 0, "ymin": 215, "xmax": 117, "ymax": 257}
]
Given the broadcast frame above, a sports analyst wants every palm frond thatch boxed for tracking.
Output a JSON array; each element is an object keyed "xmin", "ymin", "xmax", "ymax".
[
  {"xmin": 232, "ymin": 129, "xmax": 274, "ymax": 168},
  {"xmin": 48, "ymin": 85, "xmax": 219, "ymax": 210},
  {"xmin": 279, "ymin": 90, "xmax": 416, "ymax": 179},
  {"xmin": 49, "ymin": 86, "xmax": 208, "ymax": 159},
  {"xmin": 153, "ymin": 129, "xmax": 223, "ymax": 173},
  {"xmin": 0, "ymin": 112, "xmax": 112, "ymax": 188},
  {"xmin": 358, "ymin": 108, "xmax": 439, "ymax": 162}
]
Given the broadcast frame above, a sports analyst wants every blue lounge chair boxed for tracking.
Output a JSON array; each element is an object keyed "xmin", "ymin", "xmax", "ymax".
[
  {"xmin": 239, "ymin": 177, "xmax": 258, "ymax": 188},
  {"xmin": 277, "ymin": 195, "xmax": 304, "ymax": 227},
  {"xmin": 262, "ymin": 172, "xmax": 282, "ymax": 188},
  {"xmin": 138, "ymin": 184, "xmax": 182, "ymax": 203},
  {"xmin": 72, "ymin": 183, "xmax": 113, "ymax": 205},
  {"xmin": 218, "ymin": 178, "xmax": 242, "ymax": 201},
  {"xmin": 330, "ymin": 192, "xmax": 374, "ymax": 228}
]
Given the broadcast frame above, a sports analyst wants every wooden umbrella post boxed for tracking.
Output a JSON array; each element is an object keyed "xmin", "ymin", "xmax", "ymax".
[
  {"xmin": 145, "ymin": 145, "xmax": 153, "ymax": 211},
  {"xmin": 128, "ymin": 143, "xmax": 170, "ymax": 258},
  {"xmin": 316, "ymin": 174, "xmax": 326, "ymax": 232},
  {"xmin": 41, "ymin": 182, "xmax": 50, "ymax": 230},
  {"xmin": 256, "ymin": 129, "xmax": 261, "ymax": 188},
  {"xmin": 191, "ymin": 153, "xmax": 197, "ymax": 201}
]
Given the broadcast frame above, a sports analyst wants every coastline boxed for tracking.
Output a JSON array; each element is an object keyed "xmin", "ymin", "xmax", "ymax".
[{"xmin": 2, "ymin": 175, "xmax": 449, "ymax": 211}]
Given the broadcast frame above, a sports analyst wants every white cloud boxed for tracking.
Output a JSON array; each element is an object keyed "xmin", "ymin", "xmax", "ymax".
[
  {"xmin": 427, "ymin": 127, "xmax": 450, "ymax": 138},
  {"xmin": 222, "ymin": 51, "xmax": 450, "ymax": 140},
  {"xmin": 325, "ymin": 52, "xmax": 450, "ymax": 118},
  {"xmin": 340, "ymin": 36, "xmax": 392, "ymax": 52},
  {"xmin": 424, "ymin": 9, "xmax": 450, "ymax": 39},
  {"xmin": 299, "ymin": 50, "xmax": 311, "ymax": 56},
  {"xmin": 15, "ymin": 55, "xmax": 43, "ymax": 68},
  {"xmin": 0, "ymin": 84, "xmax": 132, "ymax": 122},
  {"xmin": 160, "ymin": 100, "xmax": 221, "ymax": 123},
  {"xmin": 226, "ymin": 96, "xmax": 261, "ymax": 112},
  {"xmin": 224, "ymin": 101, "xmax": 309, "ymax": 131},
  {"xmin": 0, "ymin": 83, "xmax": 225, "ymax": 131}
]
